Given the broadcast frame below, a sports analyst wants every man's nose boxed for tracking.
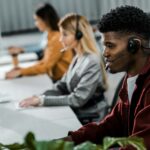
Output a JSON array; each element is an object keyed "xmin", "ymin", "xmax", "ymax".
[{"xmin": 103, "ymin": 48, "xmax": 109, "ymax": 58}]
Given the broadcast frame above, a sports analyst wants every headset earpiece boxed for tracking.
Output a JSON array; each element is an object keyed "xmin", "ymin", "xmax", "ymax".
[
  {"xmin": 75, "ymin": 30, "xmax": 83, "ymax": 40},
  {"xmin": 75, "ymin": 15, "xmax": 83, "ymax": 40},
  {"xmin": 127, "ymin": 37, "xmax": 141, "ymax": 54}
]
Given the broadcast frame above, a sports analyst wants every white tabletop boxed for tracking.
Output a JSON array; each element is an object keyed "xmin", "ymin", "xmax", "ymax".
[
  {"xmin": 0, "ymin": 71, "xmax": 82, "ymax": 144},
  {"xmin": 0, "ymin": 53, "xmax": 38, "ymax": 65},
  {"xmin": 0, "ymin": 61, "xmax": 38, "ymax": 80}
]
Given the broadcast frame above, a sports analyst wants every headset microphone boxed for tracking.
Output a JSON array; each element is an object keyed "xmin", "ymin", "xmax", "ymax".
[
  {"xmin": 60, "ymin": 41, "xmax": 75, "ymax": 52},
  {"xmin": 105, "ymin": 50, "xmax": 127, "ymax": 71},
  {"xmin": 105, "ymin": 63, "xmax": 109, "ymax": 71},
  {"xmin": 60, "ymin": 46, "xmax": 69, "ymax": 52}
]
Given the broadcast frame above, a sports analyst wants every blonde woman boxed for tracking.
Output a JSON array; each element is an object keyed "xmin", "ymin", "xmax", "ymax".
[{"xmin": 19, "ymin": 13, "xmax": 108, "ymax": 123}]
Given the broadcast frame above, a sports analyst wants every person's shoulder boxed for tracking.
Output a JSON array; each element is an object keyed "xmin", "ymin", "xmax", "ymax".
[
  {"xmin": 81, "ymin": 53, "xmax": 100, "ymax": 70},
  {"xmin": 48, "ymin": 31, "xmax": 60, "ymax": 39},
  {"xmin": 84, "ymin": 53, "xmax": 100, "ymax": 64},
  {"xmin": 54, "ymin": 31, "xmax": 60, "ymax": 37},
  {"xmin": 47, "ymin": 31, "xmax": 62, "ymax": 46}
]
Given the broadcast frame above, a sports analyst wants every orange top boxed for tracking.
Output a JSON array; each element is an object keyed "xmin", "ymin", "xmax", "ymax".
[{"xmin": 20, "ymin": 31, "xmax": 74, "ymax": 81}]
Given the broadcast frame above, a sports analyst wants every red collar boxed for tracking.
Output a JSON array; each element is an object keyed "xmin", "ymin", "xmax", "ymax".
[
  {"xmin": 119, "ymin": 56, "xmax": 150, "ymax": 103},
  {"xmin": 139, "ymin": 57, "xmax": 150, "ymax": 76}
]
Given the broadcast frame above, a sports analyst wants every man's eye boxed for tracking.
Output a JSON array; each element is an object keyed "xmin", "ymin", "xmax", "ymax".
[{"xmin": 106, "ymin": 44, "xmax": 114, "ymax": 48}]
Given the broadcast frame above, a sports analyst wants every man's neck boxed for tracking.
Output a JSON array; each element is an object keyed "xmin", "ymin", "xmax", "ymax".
[{"xmin": 128, "ymin": 55, "xmax": 149, "ymax": 76}]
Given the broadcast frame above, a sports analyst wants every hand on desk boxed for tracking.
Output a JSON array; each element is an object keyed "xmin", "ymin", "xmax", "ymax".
[
  {"xmin": 8, "ymin": 46, "xmax": 24, "ymax": 55},
  {"xmin": 19, "ymin": 96, "xmax": 40, "ymax": 108},
  {"xmin": 5, "ymin": 68, "xmax": 21, "ymax": 79}
]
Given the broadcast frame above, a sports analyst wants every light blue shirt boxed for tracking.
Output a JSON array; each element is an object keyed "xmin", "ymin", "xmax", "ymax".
[{"xmin": 23, "ymin": 32, "xmax": 48, "ymax": 53}]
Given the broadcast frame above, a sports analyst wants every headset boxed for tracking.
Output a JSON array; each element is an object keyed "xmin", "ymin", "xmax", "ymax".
[
  {"xmin": 127, "ymin": 37, "xmax": 141, "ymax": 54},
  {"xmin": 75, "ymin": 15, "xmax": 83, "ymax": 40}
]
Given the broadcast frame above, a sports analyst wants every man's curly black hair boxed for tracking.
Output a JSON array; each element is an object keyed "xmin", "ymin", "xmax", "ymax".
[{"xmin": 98, "ymin": 5, "xmax": 150, "ymax": 39}]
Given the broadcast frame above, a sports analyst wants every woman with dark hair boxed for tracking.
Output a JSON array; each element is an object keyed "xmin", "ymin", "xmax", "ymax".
[
  {"xmin": 5, "ymin": 3, "xmax": 74, "ymax": 82},
  {"xmin": 35, "ymin": 3, "xmax": 59, "ymax": 31}
]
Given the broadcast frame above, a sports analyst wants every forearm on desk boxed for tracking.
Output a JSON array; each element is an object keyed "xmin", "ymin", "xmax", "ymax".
[
  {"xmin": 20, "ymin": 61, "xmax": 47, "ymax": 75},
  {"xmin": 58, "ymin": 136, "xmax": 73, "ymax": 142}
]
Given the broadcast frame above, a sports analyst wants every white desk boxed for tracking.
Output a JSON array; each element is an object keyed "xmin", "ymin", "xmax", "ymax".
[
  {"xmin": 0, "ymin": 61, "xmax": 38, "ymax": 80},
  {"xmin": 0, "ymin": 74, "xmax": 82, "ymax": 144},
  {"xmin": 0, "ymin": 53, "xmax": 38, "ymax": 65}
]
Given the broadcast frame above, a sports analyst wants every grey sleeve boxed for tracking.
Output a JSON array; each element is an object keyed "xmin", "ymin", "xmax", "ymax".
[
  {"xmin": 43, "ymin": 62, "xmax": 102, "ymax": 108},
  {"xmin": 42, "ymin": 73, "xmax": 68, "ymax": 95}
]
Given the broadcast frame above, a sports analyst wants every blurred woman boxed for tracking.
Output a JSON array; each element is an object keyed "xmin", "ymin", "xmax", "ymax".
[
  {"xmin": 5, "ymin": 3, "xmax": 74, "ymax": 81},
  {"xmin": 19, "ymin": 13, "xmax": 108, "ymax": 123}
]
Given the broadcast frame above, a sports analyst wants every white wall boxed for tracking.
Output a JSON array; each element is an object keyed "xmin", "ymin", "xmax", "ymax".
[{"xmin": 0, "ymin": 0, "xmax": 150, "ymax": 33}]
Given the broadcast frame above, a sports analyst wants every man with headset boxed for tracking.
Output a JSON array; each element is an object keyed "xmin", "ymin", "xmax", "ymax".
[{"xmin": 64, "ymin": 5, "xmax": 150, "ymax": 149}]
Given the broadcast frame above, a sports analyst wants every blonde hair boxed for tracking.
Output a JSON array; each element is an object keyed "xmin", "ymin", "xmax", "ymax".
[{"xmin": 59, "ymin": 13, "xmax": 108, "ymax": 90}]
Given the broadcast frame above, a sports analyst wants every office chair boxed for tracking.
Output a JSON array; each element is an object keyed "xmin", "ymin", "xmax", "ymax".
[
  {"xmin": 78, "ymin": 76, "xmax": 125, "ymax": 125},
  {"xmin": 77, "ymin": 100, "xmax": 108, "ymax": 125},
  {"xmin": 107, "ymin": 76, "xmax": 124, "ymax": 112}
]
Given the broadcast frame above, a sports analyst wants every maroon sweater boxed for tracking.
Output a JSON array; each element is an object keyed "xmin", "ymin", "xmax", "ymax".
[{"xmin": 69, "ymin": 57, "xmax": 150, "ymax": 149}]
